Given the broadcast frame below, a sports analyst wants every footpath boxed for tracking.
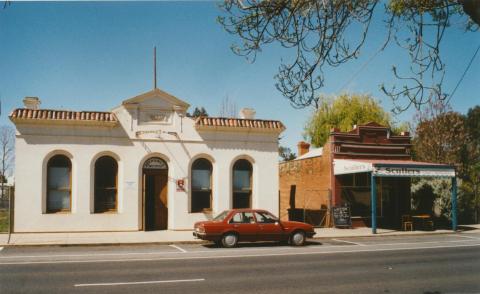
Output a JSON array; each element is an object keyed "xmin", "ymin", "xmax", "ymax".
[{"xmin": 1, "ymin": 224, "xmax": 479, "ymax": 247}]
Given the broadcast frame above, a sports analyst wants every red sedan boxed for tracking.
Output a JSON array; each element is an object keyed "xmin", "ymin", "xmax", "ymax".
[{"xmin": 193, "ymin": 209, "xmax": 316, "ymax": 247}]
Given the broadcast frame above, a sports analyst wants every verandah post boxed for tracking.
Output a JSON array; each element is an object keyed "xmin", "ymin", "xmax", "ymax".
[
  {"xmin": 451, "ymin": 177, "xmax": 458, "ymax": 231},
  {"xmin": 371, "ymin": 172, "xmax": 377, "ymax": 234}
]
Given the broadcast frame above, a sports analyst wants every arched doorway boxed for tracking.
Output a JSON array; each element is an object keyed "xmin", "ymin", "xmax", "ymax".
[{"xmin": 142, "ymin": 157, "xmax": 168, "ymax": 231}]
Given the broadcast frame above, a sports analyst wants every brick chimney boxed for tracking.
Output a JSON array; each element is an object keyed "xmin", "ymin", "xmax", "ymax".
[
  {"xmin": 23, "ymin": 97, "xmax": 41, "ymax": 110},
  {"xmin": 239, "ymin": 108, "xmax": 256, "ymax": 119},
  {"xmin": 297, "ymin": 141, "xmax": 310, "ymax": 157}
]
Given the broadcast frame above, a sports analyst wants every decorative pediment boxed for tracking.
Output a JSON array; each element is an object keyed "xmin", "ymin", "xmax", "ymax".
[{"xmin": 121, "ymin": 88, "xmax": 190, "ymax": 111}]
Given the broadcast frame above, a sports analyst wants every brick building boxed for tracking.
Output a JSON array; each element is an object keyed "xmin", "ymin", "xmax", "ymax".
[{"xmin": 279, "ymin": 122, "xmax": 457, "ymax": 231}]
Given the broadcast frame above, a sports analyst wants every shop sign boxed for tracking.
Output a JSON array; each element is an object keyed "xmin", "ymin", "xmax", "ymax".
[
  {"xmin": 334, "ymin": 159, "xmax": 372, "ymax": 175},
  {"xmin": 373, "ymin": 166, "xmax": 455, "ymax": 177},
  {"xmin": 332, "ymin": 206, "xmax": 352, "ymax": 228}
]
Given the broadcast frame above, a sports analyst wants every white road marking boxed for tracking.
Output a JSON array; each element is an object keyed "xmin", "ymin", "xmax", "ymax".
[
  {"xmin": 1, "ymin": 242, "xmax": 479, "ymax": 265},
  {"xmin": 332, "ymin": 239, "xmax": 366, "ymax": 246},
  {"xmin": 455, "ymin": 234, "xmax": 480, "ymax": 240},
  {"xmin": 169, "ymin": 244, "xmax": 187, "ymax": 253},
  {"xmin": 74, "ymin": 278, "xmax": 205, "ymax": 287},
  {"xmin": 0, "ymin": 236, "xmax": 476, "ymax": 261},
  {"xmin": 0, "ymin": 245, "xmax": 295, "ymax": 260},
  {"xmin": 341, "ymin": 239, "xmax": 479, "ymax": 247}
]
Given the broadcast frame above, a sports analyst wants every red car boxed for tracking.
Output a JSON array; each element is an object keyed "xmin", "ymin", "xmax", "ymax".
[{"xmin": 193, "ymin": 209, "xmax": 316, "ymax": 247}]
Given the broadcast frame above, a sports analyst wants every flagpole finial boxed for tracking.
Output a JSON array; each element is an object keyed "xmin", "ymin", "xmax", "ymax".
[{"xmin": 154, "ymin": 46, "xmax": 157, "ymax": 89}]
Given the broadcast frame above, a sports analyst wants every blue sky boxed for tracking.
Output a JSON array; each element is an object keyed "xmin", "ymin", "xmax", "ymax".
[{"xmin": 1, "ymin": 1, "xmax": 479, "ymax": 151}]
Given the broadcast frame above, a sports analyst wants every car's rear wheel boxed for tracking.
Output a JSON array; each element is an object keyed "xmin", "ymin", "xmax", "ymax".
[
  {"xmin": 221, "ymin": 232, "xmax": 238, "ymax": 248},
  {"xmin": 290, "ymin": 230, "xmax": 306, "ymax": 246}
]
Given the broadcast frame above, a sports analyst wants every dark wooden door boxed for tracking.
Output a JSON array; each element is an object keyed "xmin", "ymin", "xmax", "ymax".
[{"xmin": 144, "ymin": 170, "xmax": 168, "ymax": 231}]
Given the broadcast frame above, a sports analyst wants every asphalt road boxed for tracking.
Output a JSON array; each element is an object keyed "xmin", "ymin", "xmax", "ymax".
[{"xmin": 1, "ymin": 233, "xmax": 480, "ymax": 294}]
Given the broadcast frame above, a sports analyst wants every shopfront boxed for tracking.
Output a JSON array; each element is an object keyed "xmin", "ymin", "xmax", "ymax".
[
  {"xmin": 279, "ymin": 122, "xmax": 458, "ymax": 233},
  {"xmin": 334, "ymin": 159, "xmax": 456, "ymax": 233}
]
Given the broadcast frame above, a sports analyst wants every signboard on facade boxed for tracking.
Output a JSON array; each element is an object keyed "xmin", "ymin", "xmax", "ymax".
[
  {"xmin": 176, "ymin": 179, "xmax": 185, "ymax": 192},
  {"xmin": 143, "ymin": 157, "xmax": 168, "ymax": 170},
  {"xmin": 373, "ymin": 166, "xmax": 455, "ymax": 178},
  {"xmin": 334, "ymin": 159, "xmax": 372, "ymax": 175},
  {"xmin": 139, "ymin": 109, "xmax": 172, "ymax": 125}
]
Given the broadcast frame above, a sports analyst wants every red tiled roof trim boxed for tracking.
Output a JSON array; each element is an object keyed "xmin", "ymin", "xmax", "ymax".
[
  {"xmin": 195, "ymin": 117, "xmax": 284, "ymax": 130},
  {"xmin": 9, "ymin": 109, "xmax": 118, "ymax": 123}
]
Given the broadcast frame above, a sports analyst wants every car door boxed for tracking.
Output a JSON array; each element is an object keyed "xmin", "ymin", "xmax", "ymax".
[
  {"xmin": 228, "ymin": 212, "xmax": 258, "ymax": 242},
  {"xmin": 254, "ymin": 211, "xmax": 285, "ymax": 241}
]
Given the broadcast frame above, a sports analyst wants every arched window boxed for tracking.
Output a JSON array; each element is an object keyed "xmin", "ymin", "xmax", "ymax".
[
  {"xmin": 191, "ymin": 158, "xmax": 213, "ymax": 213},
  {"xmin": 232, "ymin": 159, "xmax": 252, "ymax": 209},
  {"xmin": 47, "ymin": 154, "xmax": 72, "ymax": 213},
  {"xmin": 94, "ymin": 156, "xmax": 118, "ymax": 213}
]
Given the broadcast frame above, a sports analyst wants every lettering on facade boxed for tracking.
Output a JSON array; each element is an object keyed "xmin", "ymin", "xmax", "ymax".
[
  {"xmin": 344, "ymin": 164, "xmax": 369, "ymax": 172},
  {"xmin": 143, "ymin": 157, "xmax": 168, "ymax": 170},
  {"xmin": 373, "ymin": 166, "xmax": 455, "ymax": 177},
  {"xmin": 334, "ymin": 160, "xmax": 372, "ymax": 175},
  {"xmin": 149, "ymin": 113, "xmax": 169, "ymax": 122},
  {"xmin": 125, "ymin": 181, "xmax": 136, "ymax": 190},
  {"xmin": 140, "ymin": 109, "xmax": 172, "ymax": 124}
]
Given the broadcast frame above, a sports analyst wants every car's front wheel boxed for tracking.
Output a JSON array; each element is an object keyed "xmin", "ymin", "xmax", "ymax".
[
  {"xmin": 290, "ymin": 230, "xmax": 306, "ymax": 246},
  {"xmin": 221, "ymin": 232, "xmax": 238, "ymax": 248}
]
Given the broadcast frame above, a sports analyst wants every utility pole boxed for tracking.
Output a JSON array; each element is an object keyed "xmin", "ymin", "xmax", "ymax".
[{"xmin": 154, "ymin": 46, "xmax": 157, "ymax": 89}]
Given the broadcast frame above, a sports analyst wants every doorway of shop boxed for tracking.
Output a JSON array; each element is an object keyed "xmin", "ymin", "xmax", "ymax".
[{"xmin": 142, "ymin": 157, "xmax": 168, "ymax": 231}]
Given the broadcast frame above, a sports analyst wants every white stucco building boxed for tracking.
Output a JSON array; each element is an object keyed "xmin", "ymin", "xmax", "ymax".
[{"xmin": 9, "ymin": 88, "xmax": 284, "ymax": 232}]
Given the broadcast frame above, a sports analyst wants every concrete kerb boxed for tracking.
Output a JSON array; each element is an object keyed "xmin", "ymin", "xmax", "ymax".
[
  {"xmin": 312, "ymin": 230, "xmax": 456, "ymax": 241},
  {"xmin": 0, "ymin": 240, "xmax": 208, "ymax": 248}
]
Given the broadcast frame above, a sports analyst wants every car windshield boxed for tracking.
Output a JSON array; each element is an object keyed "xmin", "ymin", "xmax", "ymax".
[
  {"xmin": 255, "ymin": 211, "xmax": 278, "ymax": 223},
  {"xmin": 213, "ymin": 210, "xmax": 229, "ymax": 221}
]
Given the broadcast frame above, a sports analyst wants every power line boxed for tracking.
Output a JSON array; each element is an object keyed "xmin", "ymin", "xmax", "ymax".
[
  {"xmin": 446, "ymin": 43, "xmax": 480, "ymax": 105},
  {"xmin": 338, "ymin": 33, "xmax": 391, "ymax": 93}
]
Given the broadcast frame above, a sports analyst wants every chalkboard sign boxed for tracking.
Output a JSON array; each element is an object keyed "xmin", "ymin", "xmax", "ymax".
[{"xmin": 332, "ymin": 206, "xmax": 352, "ymax": 228}]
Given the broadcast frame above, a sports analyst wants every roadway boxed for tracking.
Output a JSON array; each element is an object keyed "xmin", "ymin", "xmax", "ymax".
[{"xmin": 1, "ymin": 232, "xmax": 479, "ymax": 293}]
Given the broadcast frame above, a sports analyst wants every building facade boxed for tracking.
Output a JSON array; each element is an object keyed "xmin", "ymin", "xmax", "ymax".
[
  {"xmin": 280, "ymin": 122, "xmax": 456, "ymax": 229},
  {"xmin": 10, "ymin": 88, "xmax": 284, "ymax": 232}
]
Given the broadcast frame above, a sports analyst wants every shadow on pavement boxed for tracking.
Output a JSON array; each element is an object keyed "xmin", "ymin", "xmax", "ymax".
[{"xmin": 201, "ymin": 240, "xmax": 323, "ymax": 249}]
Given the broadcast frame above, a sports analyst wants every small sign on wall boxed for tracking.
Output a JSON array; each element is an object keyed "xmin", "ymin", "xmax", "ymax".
[
  {"xmin": 125, "ymin": 181, "xmax": 136, "ymax": 190},
  {"xmin": 176, "ymin": 179, "xmax": 186, "ymax": 192}
]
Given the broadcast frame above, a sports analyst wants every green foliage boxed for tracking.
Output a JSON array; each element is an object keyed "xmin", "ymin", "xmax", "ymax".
[
  {"xmin": 0, "ymin": 210, "xmax": 8, "ymax": 233},
  {"xmin": 188, "ymin": 107, "xmax": 209, "ymax": 118},
  {"xmin": 279, "ymin": 146, "xmax": 296, "ymax": 162},
  {"xmin": 388, "ymin": 0, "xmax": 462, "ymax": 16},
  {"xmin": 412, "ymin": 178, "xmax": 477, "ymax": 224},
  {"xmin": 391, "ymin": 121, "xmax": 412, "ymax": 136},
  {"xmin": 304, "ymin": 93, "xmax": 393, "ymax": 147},
  {"xmin": 412, "ymin": 103, "xmax": 480, "ymax": 224}
]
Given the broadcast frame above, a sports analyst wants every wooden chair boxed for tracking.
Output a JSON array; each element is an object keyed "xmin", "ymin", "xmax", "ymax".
[{"xmin": 401, "ymin": 215, "xmax": 413, "ymax": 231}]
